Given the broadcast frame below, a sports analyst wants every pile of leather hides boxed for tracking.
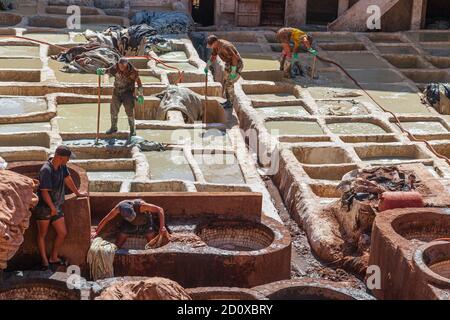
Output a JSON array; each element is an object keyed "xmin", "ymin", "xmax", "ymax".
[
  {"xmin": 337, "ymin": 166, "xmax": 418, "ymax": 211},
  {"xmin": 0, "ymin": 170, "xmax": 38, "ymax": 270},
  {"xmin": 422, "ymin": 82, "xmax": 450, "ymax": 115},
  {"xmin": 58, "ymin": 46, "xmax": 121, "ymax": 74},
  {"xmin": 130, "ymin": 11, "xmax": 194, "ymax": 34},
  {"xmin": 95, "ymin": 277, "xmax": 192, "ymax": 300},
  {"xmin": 85, "ymin": 24, "xmax": 157, "ymax": 55},
  {"xmin": 155, "ymin": 86, "xmax": 204, "ymax": 123}
]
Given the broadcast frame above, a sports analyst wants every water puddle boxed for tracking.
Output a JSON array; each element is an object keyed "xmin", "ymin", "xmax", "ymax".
[
  {"xmin": 327, "ymin": 122, "xmax": 386, "ymax": 135},
  {"xmin": 376, "ymin": 45, "xmax": 418, "ymax": 55},
  {"xmin": 0, "ymin": 45, "xmax": 40, "ymax": 57},
  {"xmin": 156, "ymin": 62, "xmax": 198, "ymax": 72},
  {"xmin": 146, "ymin": 150, "xmax": 195, "ymax": 181},
  {"xmin": 256, "ymin": 105, "xmax": 309, "ymax": 117},
  {"xmin": 317, "ymin": 100, "xmax": 369, "ymax": 115},
  {"xmin": 158, "ymin": 51, "xmax": 188, "ymax": 61},
  {"xmin": 0, "ymin": 97, "xmax": 47, "ymax": 115},
  {"xmin": 0, "ymin": 58, "xmax": 41, "ymax": 69},
  {"xmin": 23, "ymin": 33, "xmax": 70, "ymax": 44},
  {"xmin": 57, "ymin": 102, "xmax": 128, "ymax": 132},
  {"xmin": 193, "ymin": 152, "xmax": 245, "ymax": 184},
  {"xmin": 0, "ymin": 122, "xmax": 51, "ymax": 133},
  {"xmin": 137, "ymin": 128, "xmax": 228, "ymax": 146},
  {"xmin": 242, "ymin": 57, "xmax": 280, "ymax": 71},
  {"xmin": 265, "ymin": 120, "xmax": 324, "ymax": 136},
  {"xmin": 49, "ymin": 59, "xmax": 99, "ymax": 83},
  {"xmin": 400, "ymin": 121, "xmax": 448, "ymax": 134},
  {"xmin": 362, "ymin": 156, "xmax": 417, "ymax": 164},
  {"xmin": 248, "ymin": 93, "xmax": 297, "ymax": 102},
  {"xmin": 362, "ymin": 85, "xmax": 430, "ymax": 114},
  {"xmin": 87, "ymin": 170, "xmax": 135, "ymax": 181},
  {"xmin": 332, "ymin": 52, "xmax": 391, "ymax": 69}
]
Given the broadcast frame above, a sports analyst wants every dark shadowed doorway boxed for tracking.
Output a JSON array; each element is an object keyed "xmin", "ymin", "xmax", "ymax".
[{"xmin": 191, "ymin": 0, "xmax": 215, "ymax": 27}]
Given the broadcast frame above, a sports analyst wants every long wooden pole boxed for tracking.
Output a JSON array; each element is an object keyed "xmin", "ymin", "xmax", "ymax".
[
  {"xmin": 204, "ymin": 73, "xmax": 208, "ymax": 124},
  {"xmin": 95, "ymin": 75, "xmax": 101, "ymax": 144},
  {"xmin": 311, "ymin": 56, "xmax": 317, "ymax": 79}
]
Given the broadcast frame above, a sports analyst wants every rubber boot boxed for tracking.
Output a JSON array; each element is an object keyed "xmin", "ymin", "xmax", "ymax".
[
  {"xmin": 106, "ymin": 116, "xmax": 118, "ymax": 134},
  {"xmin": 128, "ymin": 117, "xmax": 136, "ymax": 137},
  {"xmin": 221, "ymin": 100, "xmax": 232, "ymax": 109}
]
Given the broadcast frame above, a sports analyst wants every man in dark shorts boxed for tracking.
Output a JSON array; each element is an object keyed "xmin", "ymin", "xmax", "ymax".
[
  {"xmin": 34, "ymin": 145, "xmax": 88, "ymax": 270},
  {"xmin": 204, "ymin": 35, "xmax": 243, "ymax": 109},
  {"xmin": 96, "ymin": 58, "xmax": 144, "ymax": 138},
  {"xmin": 91, "ymin": 199, "xmax": 167, "ymax": 248}
]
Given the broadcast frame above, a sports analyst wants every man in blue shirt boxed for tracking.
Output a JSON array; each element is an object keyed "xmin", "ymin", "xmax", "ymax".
[{"xmin": 34, "ymin": 145, "xmax": 88, "ymax": 270}]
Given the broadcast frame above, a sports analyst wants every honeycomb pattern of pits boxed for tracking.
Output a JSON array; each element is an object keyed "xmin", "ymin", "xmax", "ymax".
[
  {"xmin": 196, "ymin": 221, "xmax": 274, "ymax": 252},
  {"xmin": 0, "ymin": 280, "xmax": 81, "ymax": 300}
]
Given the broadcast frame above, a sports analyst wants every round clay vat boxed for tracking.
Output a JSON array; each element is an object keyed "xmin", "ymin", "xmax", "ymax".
[
  {"xmin": 0, "ymin": 278, "xmax": 81, "ymax": 300},
  {"xmin": 196, "ymin": 220, "xmax": 274, "ymax": 251},
  {"xmin": 391, "ymin": 210, "xmax": 450, "ymax": 242},
  {"xmin": 0, "ymin": 13, "xmax": 22, "ymax": 26},
  {"xmin": 253, "ymin": 279, "xmax": 375, "ymax": 300},
  {"xmin": 413, "ymin": 241, "xmax": 450, "ymax": 287},
  {"xmin": 187, "ymin": 287, "xmax": 267, "ymax": 300}
]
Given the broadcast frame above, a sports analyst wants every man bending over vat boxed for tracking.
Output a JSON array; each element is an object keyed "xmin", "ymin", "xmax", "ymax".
[
  {"xmin": 92, "ymin": 199, "xmax": 168, "ymax": 248},
  {"xmin": 96, "ymin": 57, "xmax": 144, "ymax": 138},
  {"xmin": 204, "ymin": 35, "xmax": 243, "ymax": 109},
  {"xmin": 276, "ymin": 27, "xmax": 317, "ymax": 78},
  {"xmin": 34, "ymin": 145, "xmax": 88, "ymax": 271}
]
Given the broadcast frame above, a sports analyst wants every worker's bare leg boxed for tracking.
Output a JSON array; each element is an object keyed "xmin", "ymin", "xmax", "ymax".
[
  {"xmin": 107, "ymin": 93, "xmax": 121, "ymax": 134},
  {"xmin": 36, "ymin": 220, "xmax": 50, "ymax": 266},
  {"xmin": 49, "ymin": 217, "xmax": 67, "ymax": 263},
  {"xmin": 116, "ymin": 233, "xmax": 128, "ymax": 248},
  {"xmin": 145, "ymin": 231, "xmax": 157, "ymax": 243},
  {"xmin": 123, "ymin": 93, "xmax": 136, "ymax": 137}
]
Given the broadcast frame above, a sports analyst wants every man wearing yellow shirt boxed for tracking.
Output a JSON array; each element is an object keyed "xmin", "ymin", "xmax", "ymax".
[{"xmin": 276, "ymin": 27, "xmax": 317, "ymax": 78}]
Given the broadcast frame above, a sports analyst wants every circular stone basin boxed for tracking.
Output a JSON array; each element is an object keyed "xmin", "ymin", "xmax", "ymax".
[
  {"xmin": 0, "ymin": 13, "xmax": 22, "ymax": 26},
  {"xmin": 414, "ymin": 241, "xmax": 450, "ymax": 286},
  {"xmin": 187, "ymin": 287, "xmax": 266, "ymax": 300},
  {"xmin": 196, "ymin": 221, "xmax": 274, "ymax": 252},
  {"xmin": 266, "ymin": 285, "xmax": 364, "ymax": 300},
  {"xmin": 392, "ymin": 211, "xmax": 450, "ymax": 242},
  {"xmin": 0, "ymin": 279, "xmax": 81, "ymax": 300}
]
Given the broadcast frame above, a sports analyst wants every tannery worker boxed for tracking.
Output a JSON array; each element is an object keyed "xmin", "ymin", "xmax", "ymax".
[
  {"xmin": 34, "ymin": 145, "xmax": 88, "ymax": 271},
  {"xmin": 276, "ymin": 27, "xmax": 317, "ymax": 78},
  {"xmin": 96, "ymin": 58, "xmax": 144, "ymax": 138},
  {"xmin": 204, "ymin": 35, "xmax": 243, "ymax": 109},
  {"xmin": 92, "ymin": 199, "xmax": 168, "ymax": 248}
]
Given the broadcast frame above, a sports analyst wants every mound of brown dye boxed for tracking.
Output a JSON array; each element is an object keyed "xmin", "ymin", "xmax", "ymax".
[
  {"xmin": 95, "ymin": 277, "xmax": 192, "ymax": 300},
  {"xmin": 0, "ymin": 170, "xmax": 38, "ymax": 269}
]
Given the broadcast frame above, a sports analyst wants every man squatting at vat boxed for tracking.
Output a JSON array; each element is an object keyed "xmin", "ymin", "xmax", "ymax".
[
  {"xmin": 96, "ymin": 57, "xmax": 144, "ymax": 138},
  {"xmin": 204, "ymin": 35, "xmax": 243, "ymax": 109},
  {"xmin": 277, "ymin": 27, "xmax": 318, "ymax": 78},
  {"xmin": 92, "ymin": 199, "xmax": 168, "ymax": 248},
  {"xmin": 34, "ymin": 146, "xmax": 88, "ymax": 271}
]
